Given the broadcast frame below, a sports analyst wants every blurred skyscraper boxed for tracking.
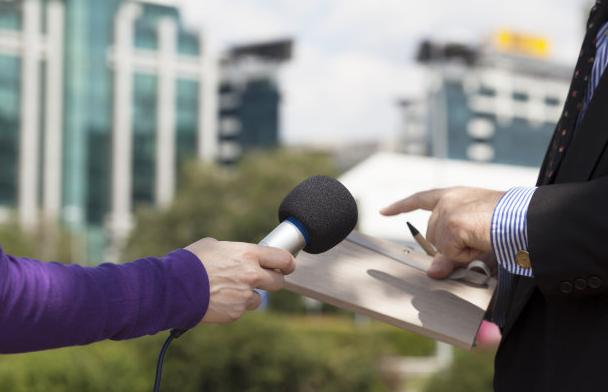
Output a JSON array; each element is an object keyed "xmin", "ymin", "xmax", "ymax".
[
  {"xmin": 399, "ymin": 30, "xmax": 573, "ymax": 168},
  {"xmin": 0, "ymin": 0, "xmax": 291, "ymax": 262}
]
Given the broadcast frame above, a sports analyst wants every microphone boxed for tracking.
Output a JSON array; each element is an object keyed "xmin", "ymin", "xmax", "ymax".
[{"xmin": 259, "ymin": 175, "xmax": 358, "ymax": 256}]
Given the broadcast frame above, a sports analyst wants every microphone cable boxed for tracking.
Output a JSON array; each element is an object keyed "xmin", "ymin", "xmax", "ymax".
[{"xmin": 152, "ymin": 328, "xmax": 187, "ymax": 392}]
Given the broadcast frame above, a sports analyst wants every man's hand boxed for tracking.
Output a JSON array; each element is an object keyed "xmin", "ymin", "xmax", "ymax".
[
  {"xmin": 185, "ymin": 238, "xmax": 296, "ymax": 323},
  {"xmin": 380, "ymin": 187, "xmax": 504, "ymax": 278}
]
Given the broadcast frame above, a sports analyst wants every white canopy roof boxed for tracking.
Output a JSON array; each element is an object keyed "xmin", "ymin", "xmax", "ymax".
[{"xmin": 339, "ymin": 152, "xmax": 539, "ymax": 246}]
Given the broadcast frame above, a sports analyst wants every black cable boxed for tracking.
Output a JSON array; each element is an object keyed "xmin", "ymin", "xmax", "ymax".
[{"xmin": 152, "ymin": 329, "xmax": 187, "ymax": 392}]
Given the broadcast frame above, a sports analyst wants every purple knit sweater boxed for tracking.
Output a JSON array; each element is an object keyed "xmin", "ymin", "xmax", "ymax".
[{"xmin": 0, "ymin": 244, "xmax": 209, "ymax": 353}]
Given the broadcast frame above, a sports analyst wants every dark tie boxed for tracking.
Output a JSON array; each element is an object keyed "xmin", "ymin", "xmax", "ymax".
[{"xmin": 540, "ymin": 0, "xmax": 608, "ymax": 185}]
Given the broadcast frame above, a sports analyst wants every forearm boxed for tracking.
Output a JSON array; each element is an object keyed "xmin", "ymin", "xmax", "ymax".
[{"xmin": 0, "ymin": 248, "xmax": 209, "ymax": 353}]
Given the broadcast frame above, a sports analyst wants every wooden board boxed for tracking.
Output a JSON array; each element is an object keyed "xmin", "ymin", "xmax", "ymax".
[{"xmin": 284, "ymin": 231, "xmax": 497, "ymax": 350}]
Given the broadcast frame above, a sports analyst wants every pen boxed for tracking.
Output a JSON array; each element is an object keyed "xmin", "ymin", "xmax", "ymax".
[{"xmin": 406, "ymin": 221, "xmax": 437, "ymax": 257}]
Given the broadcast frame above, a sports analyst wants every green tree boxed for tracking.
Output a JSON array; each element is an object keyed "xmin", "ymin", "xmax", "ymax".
[
  {"xmin": 0, "ymin": 313, "xmax": 405, "ymax": 392},
  {"xmin": 124, "ymin": 148, "xmax": 338, "ymax": 261},
  {"xmin": 422, "ymin": 347, "xmax": 496, "ymax": 392},
  {"xmin": 124, "ymin": 148, "xmax": 339, "ymax": 312},
  {"xmin": 0, "ymin": 221, "xmax": 79, "ymax": 265}
]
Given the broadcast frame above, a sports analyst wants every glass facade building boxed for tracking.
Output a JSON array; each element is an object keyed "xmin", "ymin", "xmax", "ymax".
[
  {"xmin": 0, "ymin": 0, "xmax": 289, "ymax": 262},
  {"xmin": 402, "ymin": 39, "xmax": 573, "ymax": 168},
  {"xmin": 0, "ymin": 54, "xmax": 20, "ymax": 207},
  {"xmin": 218, "ymin": 39, "xmax": 291, "ymax": 163}
]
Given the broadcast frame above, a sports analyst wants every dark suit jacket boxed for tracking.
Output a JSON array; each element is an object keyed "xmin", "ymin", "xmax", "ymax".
[{"xmin": 493, "ymin": 67, "xmax": 608, "ymax": 391}]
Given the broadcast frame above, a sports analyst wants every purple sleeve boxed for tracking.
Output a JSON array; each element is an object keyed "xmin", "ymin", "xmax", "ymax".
[{"xmin": 0, "ymin": 245, "xmax": 209, "ymax": 353}]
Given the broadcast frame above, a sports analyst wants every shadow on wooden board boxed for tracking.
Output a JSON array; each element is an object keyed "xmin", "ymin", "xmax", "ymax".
[{"xmin": 285, "ymin": 231, "xmax": 497, "ymax": 350}]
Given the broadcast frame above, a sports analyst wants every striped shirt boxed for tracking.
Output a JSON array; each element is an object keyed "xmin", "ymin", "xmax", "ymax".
[{"xmin": 492, "ymin": 187, "xmax": 536, "ymax": 276}]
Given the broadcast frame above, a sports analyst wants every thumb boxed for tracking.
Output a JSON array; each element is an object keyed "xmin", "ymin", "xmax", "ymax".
[{"xmin": 427, "ymin": 253, "xmax": 456, "ymax": 279}]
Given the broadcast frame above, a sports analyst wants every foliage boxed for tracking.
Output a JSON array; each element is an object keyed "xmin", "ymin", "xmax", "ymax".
[
  {"xmin": 422, "ymin": 347, "xmax": 497, "ymax": 392},
  {"xmin": 124, "ymin": 148, "xmax": 338, "ymax": 261},
  {"xmin": 0, "ymin": 221, "xmax": 78, "ymax": 265},
  {"xmin": 0, "ymin": 149, "xmax": 443, "ymax": 391},
  {"xmin": 124, "ymin": 148, "xmax": 339, "ymax": 313},
  {"xmin": 0, "ymin": 313, "xmax": 433, "ymax": 392}
]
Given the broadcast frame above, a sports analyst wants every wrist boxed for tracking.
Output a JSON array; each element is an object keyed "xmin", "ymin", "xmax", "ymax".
[{"xmin": 491, "ymin": 187, "xmax": 536, "ymax": 277}]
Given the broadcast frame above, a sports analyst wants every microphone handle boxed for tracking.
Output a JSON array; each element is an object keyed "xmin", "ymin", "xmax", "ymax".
[{"xmin": 258, "ymin": 219, "xmax": 307, "ymax": 256}]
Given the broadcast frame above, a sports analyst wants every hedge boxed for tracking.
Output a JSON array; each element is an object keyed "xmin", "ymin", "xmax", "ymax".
[{"xmin": 0, "ymin": 312, "xmax": 435, "ymax": 392}]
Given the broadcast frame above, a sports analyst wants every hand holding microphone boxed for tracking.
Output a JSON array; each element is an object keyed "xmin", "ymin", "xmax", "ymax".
[
  {"xmin": 186, "ymin": 175, "xmax": 358, "ymax": 324},
  {"xmin": 158, "ymin": 176, "xmax": 358, "ymax": 391},
  {"xmin": 185, "ymin": 238, "xmax": 295, "ymax": 323}
]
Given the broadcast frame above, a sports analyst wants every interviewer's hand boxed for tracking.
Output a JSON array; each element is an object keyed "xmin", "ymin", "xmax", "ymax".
[
  {"xmin": 380, "ymin": 186, "xmax": 504, "ymax": 278},
  {"xmin": 185, "ymin": 238, "xmax": 295, "ymax": 323}
]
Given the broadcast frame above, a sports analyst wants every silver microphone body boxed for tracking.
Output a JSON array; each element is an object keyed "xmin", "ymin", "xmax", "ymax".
[{"xmin": 258, "ymin": 219, "xmax": 307, "ymax": 256}]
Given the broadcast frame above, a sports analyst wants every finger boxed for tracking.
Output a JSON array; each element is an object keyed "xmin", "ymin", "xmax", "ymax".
[
  {"xmin": 379, "ymin": 189, "xmax": 447, "ymax": 216},
  {"xmin": 426, "ymin": 209, "xmax": 440, "ymax": 246},
  {"xmin": 427, "ymin": 253, "xmax": 456, "ymax": 279},
  {"xmin": 463, "ymin": 247, "xmax": 484, "ymax": 263},
  {"xmin": 246, "ymin": 290, "xmax": 262, "ymax": 310},
  {"xmin": 254, "ymin": 269, "xmax": 286, "ymax": 291},
  {"xmin": 255, "ymin": 245, "xmax": 296, "ymax": 275}
]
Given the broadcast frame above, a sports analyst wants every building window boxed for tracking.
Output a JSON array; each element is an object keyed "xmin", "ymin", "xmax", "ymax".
[
  {"xmin": 176, "ymin": 78, "xmax": 198, "ymax": 166},
  {"xmin": 545, "ymin": 96, "xmax": 560, "ymax": 106},
  {"xmin": 478, "ymin": 85, "xmax": 495, "ymax": 97},
  {"xmin": 513, "ymin": 91, "xmax": 528, "ymax": 102},
  {"xmin": 0, "ymin": 2, "xmax": 21, "ymax": 30},
  {"xmin": 178, "ymin": 33, "xmax": 199, "ymax": 56},
  {"xmin": 0, "ymin": 55, "xmax": 20, "ymax": 206},
  {"xmin": 132, "ymin": 73, "xmax": 158, "ymax": 205}
]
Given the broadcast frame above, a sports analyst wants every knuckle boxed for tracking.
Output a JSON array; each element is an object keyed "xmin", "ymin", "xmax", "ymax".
[
  {"xmin": 227, "ymin": 309, "xmax": 244, "ymax": 322},
  {"xmin": 238, "ymin": 269, "xmax": 259, "ymax": 286},
  {"xmin": 269, "ymin": 274, "xmax": 285, "ymax": 291},
  {"xmin": 276, "ymin": 274, "xmax": 285, "ymax": 288},
  {"xmin": 242, "ymin": 289, "xmax": 254, "ymax": 302},
  {"xmin": 240, "ymin": 248, "xmax": 260, "ymax": 264},
  {"xmin": 441, "ymin": 191, "xmax": 458, "ymax": 206},
  {"xmin": 446, "ymin": 216, "xmax": 461, "ymax": 232},
  {"xmin": 281, "ymin": 255, "xmax": 296, "ymax": 274}
]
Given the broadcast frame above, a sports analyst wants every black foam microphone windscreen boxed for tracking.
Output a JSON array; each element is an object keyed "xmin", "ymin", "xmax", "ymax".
[{"xmin": 278, "ymin": 175, "xmax": 358, "ymax": 254}]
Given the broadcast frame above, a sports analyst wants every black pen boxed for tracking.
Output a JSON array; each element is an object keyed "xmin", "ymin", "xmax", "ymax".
[{"xmin": 407, "ymin": 221, "xmax": 437, "ymax": 257}]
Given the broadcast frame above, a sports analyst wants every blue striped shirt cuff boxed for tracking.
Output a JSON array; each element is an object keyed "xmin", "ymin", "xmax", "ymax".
[{"xmin": 491, "ymin": 187, "xmax": 537, "ymax": 277}]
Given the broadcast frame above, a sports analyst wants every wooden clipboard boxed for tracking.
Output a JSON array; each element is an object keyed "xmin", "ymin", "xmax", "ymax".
[{"xmin": 284, "ymin": 230, "xmax": 497, "ymax": 350}]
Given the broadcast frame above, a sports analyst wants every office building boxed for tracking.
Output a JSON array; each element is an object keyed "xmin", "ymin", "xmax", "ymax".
[
  {"xmin": 0, "ymin": 0, "xmax": 290, "ymax": 262},
  {"xmin": 400, "ymin": 31, "xmax": 573, "ymax": 168},
  {"xmin": 219, "ymin": 39, "xmax": 292, "ymax": 163}
]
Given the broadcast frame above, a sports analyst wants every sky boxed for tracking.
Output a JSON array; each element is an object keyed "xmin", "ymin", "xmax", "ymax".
[{"xmin": 174, "ymin": 0, "xmax": 594, "ymax": 145}]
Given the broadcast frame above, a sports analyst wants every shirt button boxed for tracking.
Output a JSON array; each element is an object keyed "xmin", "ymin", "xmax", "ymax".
[
  {"xmin": 559, "ymin": 281, "xmax": 574, "ymax": 294},
  {"xmin": 589, "ymin": 276, "xmax": 603, "ymax": 289},
  {"xmin": 515, "ymin": 250, "xmax": 531, "ymax": 269},
  {"xmin": 574, "ymin": 278, "xmax": 588, "ymax": 291}
]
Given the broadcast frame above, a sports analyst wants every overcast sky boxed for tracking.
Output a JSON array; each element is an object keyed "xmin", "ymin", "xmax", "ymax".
[{"xmin": 174, "ymin": 0, "xmax": 593, "ymax": 145}]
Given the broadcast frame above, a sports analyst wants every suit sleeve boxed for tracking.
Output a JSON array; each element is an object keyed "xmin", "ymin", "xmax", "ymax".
[
  {"xmin": 0, "ymin": 246, "xmax": 209, "ymax": 353},
  {"xmin": 528, "ymin": 176, "xmax": 608, "ymax": 299}
]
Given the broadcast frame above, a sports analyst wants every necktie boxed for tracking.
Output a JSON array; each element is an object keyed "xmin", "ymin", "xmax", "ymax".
[{"xmin": 540, "ymin": 0, "xmax": 608, "ymax": 185}]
